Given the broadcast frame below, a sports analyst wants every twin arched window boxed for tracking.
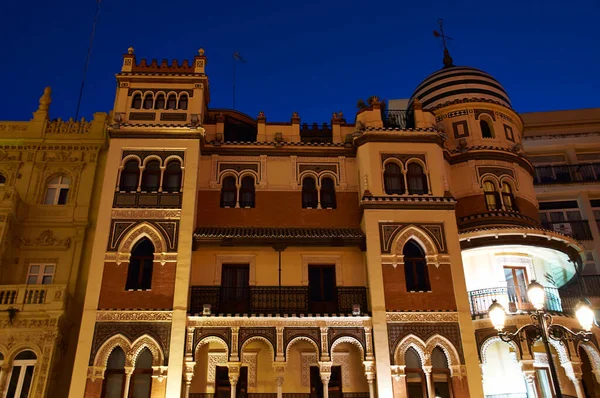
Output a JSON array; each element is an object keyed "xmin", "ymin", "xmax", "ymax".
[
  {"xmin": 403, "ymin": 240, "xmax": 430, "ymax": 292},
  {"xmin": 301, "ymin": 176, "xmax": 336, "ymax": 209},
  {"xmin": 44, "ymin": 175, "xmax": 70, "ymax": 205},
  {"xmin": 131, "ymin": 92, "xmax": 188, "ymax": 111},
  {"xmin": 119, "ymin": 158, "xmax": 182, "ymax": 193},
  {"xmin": 102, "ymin": 347, "xmax": 153, "ymax": 398},
  {"xmin": 126, "ymin": 238, "xmax": 154, "ymax": 291},
  {"xmin": 384, "ymin": 162, "xmax": 429, "ymax": 195},
  {"xmin": 483, "ymin": 180, "xmax": 517, "ymax": 212},
  {"xmin": 404, "ymin": 347, "xmax": 451, "ymax": 398},
  {"xmin": 220, "ymin": 175, "xmax": 256, "ymax": 208}
]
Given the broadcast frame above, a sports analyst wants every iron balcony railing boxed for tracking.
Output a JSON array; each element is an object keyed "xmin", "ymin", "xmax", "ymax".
[
  {"xmin": 382, "ymin": 110, "xmax": 415, "ymax": 129},
  {"xmin": 468, "ymin": 285, "xmax": 563, "ymax": 317},
  {"xmin": 533, "ymin": 163, "xmax": 600, "ymax": 185},
  {"xmin": 189, "ymin": 286, "xmax": 369, "ymax": 315},
  {"xmin": 560, "ymin": 275, "xmax": 600, "ymax": 298},
  {"xmin": 541, "ymin": 220, "xmax": 593, "ymax": 241}
]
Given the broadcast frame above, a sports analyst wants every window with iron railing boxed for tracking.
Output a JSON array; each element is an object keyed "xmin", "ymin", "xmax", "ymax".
[{"xmin": 533, "ymin": 163, "xmax": 600, "ymax": 185}]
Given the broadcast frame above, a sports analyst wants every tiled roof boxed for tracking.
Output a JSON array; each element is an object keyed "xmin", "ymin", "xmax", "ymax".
[{"xmin": 194, "ymin": 227, "xmax": 364, "ymax": 240}]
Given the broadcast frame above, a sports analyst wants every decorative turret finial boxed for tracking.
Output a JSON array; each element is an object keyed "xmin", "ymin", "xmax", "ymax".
[
  {"xmin": 38, "ymin": 87, "xmax": 52, "ymax": 112},
  {"xmin": 433, "ymin": 19, "xmax": 454, "ymax": 68},
  {"xmin": 127, "ymin": 47, "xmax": 134, "ymax": 55},
  {"xmin": 198, "ymin": 48, "xmax": 205, "ymax": 56}
]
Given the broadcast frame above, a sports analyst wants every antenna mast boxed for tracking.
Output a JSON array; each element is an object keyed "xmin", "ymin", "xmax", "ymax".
[{"xmin": 75, "ymin": 0, "xmax": 102, "ymax": 120}]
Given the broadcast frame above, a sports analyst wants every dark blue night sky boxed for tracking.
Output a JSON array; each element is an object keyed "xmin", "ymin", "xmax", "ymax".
[{"xmin": 1, "ymin": 0, "xmax": 599, "ymax": 123}]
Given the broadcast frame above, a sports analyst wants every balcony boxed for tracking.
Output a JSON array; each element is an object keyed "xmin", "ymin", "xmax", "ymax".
[
  {"xmin": 113, "ymin": 191, "xmax": 182, "ymax": 208},
  {"xmin": 533, "ymin": 163, "xmax": 600, "ymax": 185},
  {"xmin": 382, "ymin": 110, "xmax": 414, "ymax": 129},
  {"xmin": 468, "ymin": 285, "xmax": 563, "ymax": 317},
  {"xmin": 541, "ymin": 220, "xmax": 593, "ymax": 241},
  {"xmin": 0, "ymin": 284, "xmax": 67, "ymax": 312},
  {"xmin": 189, "ymin": 286, "xmax": 369, "ymax": 315}
]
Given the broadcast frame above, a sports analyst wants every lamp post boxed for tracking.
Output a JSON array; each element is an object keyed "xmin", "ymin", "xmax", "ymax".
[{"xmin": 488, "ymin": 280, "xmax": 595, "ymax": 398}]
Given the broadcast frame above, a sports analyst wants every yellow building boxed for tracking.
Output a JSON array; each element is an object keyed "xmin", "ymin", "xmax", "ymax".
[
  {"xmin": 0, "ymin": 88, "xmax": 108, "ymax": 397},
  {"xmin": 0, "ymin": 47, "xmax": 593, "ymax": 398}
]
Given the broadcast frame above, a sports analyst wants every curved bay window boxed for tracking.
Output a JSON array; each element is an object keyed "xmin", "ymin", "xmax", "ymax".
[
  {"xmin": 403, "ymin": 240, "xmax": 430, "ymax": 292},
  {"xmin": 166, "ymin": 94, "xmax": 177, "ymax": 110},
  {"xmin": 320, "ymin": 177, "xmax": 336, "ymax": 209},
  {"xmin": 480, "ymin": 119, "xmax": 494, "ymax": 138},
  {"xmin": 239, "ymin": 176, "xmax": 255, "ymax": 208},
  {"xmin": 220, "ymin": 176, "xmax": 237, "ymax": 208},
  {"xmin": 162, "ymin": 160, "xmax": 182, "ymax": 192},
  {"xmin": 178, "ymin": 94, "xmax": 188, "ymax": 110},
  {"xmin": 405, "ymin": 348, "xmax": 427, "ymax": 398},
  {"xmin": 141, "ymin": 160, "xmax": 161, "ymax": 192},
  {"xmin": 102, "ymin": 347, "xmax": 126, "ymax": 398},
  {"xmin": 120, "ymin": 160, "xmax": 140, "ymax": 192},
  {"xmin": 130, "ymin": 348, "xmax": 153, "ymax": 398},
  {"xmin": 6, "ymin": 350, "xmax": 37, "ymax": 398},
  {"xmin": 407, "ymin": 163, "xmax": 428, "ymax": 195},
  {"xmin": 302, "ymin": 177, "xmax": 318, "ymax": 209},
  {"xmin": 154, "ymin": 94, "xmax": 165, "ymax": 109},
  {"xmin": 384, "ymin": 162, "xmax": 405, "ymax": 194},
  {"xmin": 483, "ymin": 180, "xmax": 500, "ymax": 211},
  {"xmin": 143, "ymin": 94, "xmax": 153, "ymax": 110},
  {"xmin": 502, "ymin": 182, "xmax": 517, "ymax": 211},
  {"xmin": 131, "ymin": 94, "xmax": 142, "ymax": 109},
  {"xmin": 126, "ymin": 239, "xmax": 154, "ymax": 291},
  {"xmin": 432, "ymin": 347, "xmax": 452, "ymax": 398}
]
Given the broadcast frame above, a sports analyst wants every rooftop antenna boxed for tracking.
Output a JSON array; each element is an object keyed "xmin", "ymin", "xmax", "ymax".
[
  {"xmin": 75, "ymin": 0, "xmax": 102, "ymax": 120},
  {"xmin": 232, "ymin": 52, "xmax": 247, "ymax": 110},
  {"xmin": 433, "ymin": 19, "xmax": 454, "ymax": 68}
]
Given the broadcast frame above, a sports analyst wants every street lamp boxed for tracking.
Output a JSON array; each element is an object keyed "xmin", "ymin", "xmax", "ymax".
[{"xmin": 488, "ymin": 280, "xmax": 595, "ymax": 398}]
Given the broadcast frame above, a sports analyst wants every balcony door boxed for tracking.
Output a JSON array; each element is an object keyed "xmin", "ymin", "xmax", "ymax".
[
  {"xmin": 221, "ymin": 264, "xmax": 249, "ymax": 314},
  {"xmin": 504, "ymin": 266, "xmax": 529, "ymax": 311},
  {"xmin": 308, "ymin": 264, "xmax": 337, "ymax": 314}
]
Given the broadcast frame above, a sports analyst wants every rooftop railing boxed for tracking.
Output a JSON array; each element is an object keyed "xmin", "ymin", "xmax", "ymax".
[
  {"xmin": 533, "ymin": 163, "xmax": 600, "ymax": 185},
  {"xmin": 541, "ymin": 220, "xmax": 593, "ymax": 241},
  {"xmin": 300, "ymin": 123, "xmax": 333, "ymax": 143}
]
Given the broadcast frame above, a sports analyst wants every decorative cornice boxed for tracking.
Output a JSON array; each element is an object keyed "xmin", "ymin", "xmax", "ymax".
[
  {"xmin": 386, "ymin": 312, "xmax": 459, "ymax": 323},
  {"xmin": 111, "ymin": 209, "xmax": 182, "ymax": 220},
  {"xmin": 96, "ymin": 311, "xmax": 173, "ymax": 322},
  {"xmin": 353, "ymin": 130, "xmax": 445, "ymax": 148},
  {"xmin": 362, "ymin": 196, "xmax": 456, "ymax": 210},
  {"xmin": 187, "ymin": 315, "xmax": 372, "ymax": 328},
  {"xmin": 445, "ymin": 148, "xmax": 534, "ymax": 176}
]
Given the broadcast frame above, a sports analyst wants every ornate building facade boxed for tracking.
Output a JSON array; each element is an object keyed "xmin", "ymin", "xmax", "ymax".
[{"xmin": 1, "ymin": 47, "xmax": 596, "ymax": 398}]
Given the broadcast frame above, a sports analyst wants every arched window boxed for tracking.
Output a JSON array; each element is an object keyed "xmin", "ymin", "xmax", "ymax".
[
  {"xmin": 178, "ymin": 94, "xmax": 188, "ymax": 110},
  {"xmin": 239, "ymin": 176, "xmax": 255, "ymax": 208},
  {"xmin": 220, "ymin": 176, "xmax": 237, "ymax": 208},
  {"xmin": 480, "ymin": 119, "xmax": 494, "ymax": 138},
  {"xmin": 102, "ymin": 347, "xmax": 125, "ymax": 398},
  {"xmin": 405, "ymin": 348, "xmax": 427, "ymax": 398},
  {"xmin": 320, "ymin": 177, "xmax": 337, "ymax": 209},
  {"xmin": 162, "ymin": 161, "xmax": 182, "ymax": 193},
  {"xmin": 483, "ymin": 180, "xmax": 500, "ymax": 211},
  {"xmin": 431, "ymin": 347, "xmax": 452, "ymax": 398},
  {"xmin": 6, "ymin": 350, "xmax": 37, "ymax": 398},
  {"xmin": 407, "ymin": 163, "xmax": 428, "ymax": 195},
  {"xmin": 502, "ymin": 182, "xmax": 517, "ymax": 211},
  {"xmin": 130, "ymin": 348, "xmax": 153, "ymax": 398},
  {"xmin": 154, "ymin": 94, "xmax": 165, "ymax": 110},
  {"xmin": 166, "ymin": 94, "xmax": 177, "ymax": 110},
  {"xmin": 403, "ymin": 240, "xmax": 430, "ymax": 292},
  {"xmin": 44, "ymin": 175, "xmax": 70, "ymax": 205},
  {"xmin": 143, "ymin": 94, "xmax": 153, "ymax": 110},
  {"xmin": 120, "ymin": 159, "xmax": 140, "ymax": 192},
  {"xmin": 126, "ymin": 239, "xmax": 154, "ymax": 291},
  {"xmin": 384, "ymin": 162, "xmax": 405, "ymax": 194},
  {"xmin": 302, "ymin": 177, "xmax": 318, "ymax": 209},
  {"xmin": 0, "ymin": 173, "xmax": 7, "ymax": 185},
  {"xmin": 141, "ymin": 160, "xmax": 161, "ymax": 192},
  {"xmin": 131, "ymin": 94, "xmax": 142, "ymax": 109}
]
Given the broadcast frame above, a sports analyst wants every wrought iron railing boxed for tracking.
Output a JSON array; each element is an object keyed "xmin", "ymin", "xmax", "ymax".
[
  {"xmin": 189, "ymin": 286, "xmax": 369, "ymax": 315},
  {"xmin": 541, "ymin": 220, "xmax": 593, "ymax": 240},
  {"xmin": 468, "ymin": 285, "xmax": 563, "ymax": 316},
  {"xmin": 300, "ymin": 123, "xmax": 333, "ymax": 143},
  {"xmin": 382, "ymin": 110, "xmax": 414, "ymax": 129},
  {"xmin": 560, "ymin": 275, "xmax": 600, "ymax": 298},
  {"xmin": 533, "ymin": 163, "xmax": 600, "ymax": 185}
]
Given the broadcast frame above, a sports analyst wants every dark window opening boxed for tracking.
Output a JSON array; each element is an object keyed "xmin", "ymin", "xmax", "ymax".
[
  {"xmin": 308, "ymin": 264, "xmax": 337, "ymax": 313},
  {"xmin": 483, "ymin": 181, "xmax": 500, "ymax": 211},
  {"xmin": 239, "ymin": 176, "xmax": 255, "ymax": 208},
  {"xmin": 403, "ymin": 240, "xmax": 430, "ymax": 292},
  {"xmin": 126, "ymin": 239, "xmax": 154, "ymax": 290},
  {"xmin": 129, "ymin": 348, "xmax": 153, "ymax": 398},
  {"xmin": 166, "ymin": 95, "xmax": 177, "ymax": 110},
  {"xmin": 154, "ymin": 94, "xmax": 165, "ymax": 110},
  {"xmin": 221, "ymin": 264, "xmax": 249, "ymax": 313},
  {"xmin": 102, "ymin": 347, "xmax": 125, "ymax": 398},
  {"xmin": 405, "ymin": 347, "xmax": 427, "ymax": 398},
  {"xmin": 58, "ymin": 188, "xmax": 69, "ymax": 204},
  {"xmin": 120, "ymin": 160, "xmax": 140, "ymax": 192},
  {"xmin": 131, "ymin": 94, "xmax": 142, "ymax": 109},
  {"xmin": 384, "ymin": 162, "xmax": 405, "ymax": 194},
  {"xmin": 178, "ymin": 94, "xmax": 188, "ymax": 110},
  {"xmin": 0, "ymin": 174, "xmax": 6, "ymax": 184},
  {"xmin": 162, "ymin": 161, "xmax": 182, "ymax": 192},
  {"xmin": 502, "ymin": 182, "xmax": 517, "ymax": 211},
  {"xmin": 220, "ymin": 176, "xmax": 237, "ymax": 208},
  {"xmin": 320, "ymin": 177, "xmax": 336, "ymax": 209},
  {"xmin": 407, "ymin": 163, "xmax": 428, "ymax": 195},
  {"xmin": 143, "ymin": 94, "xmax": 153, "ymax": 110},
  {"xmin": 302, "ymin": 177, "xmax": 318, "ymax": 209},
  {"xmin": 141, "ymin": 160, "xmax": 161, "ymax": 192},
  {"xmin": 480, "ymin": 119, "xmax": 493, "ymax": 138}
]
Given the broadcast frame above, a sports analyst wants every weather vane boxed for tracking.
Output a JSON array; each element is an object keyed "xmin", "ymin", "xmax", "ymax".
[{"xmin": 433, "ymin": 19, "xmax": 454, "ymax": 68}]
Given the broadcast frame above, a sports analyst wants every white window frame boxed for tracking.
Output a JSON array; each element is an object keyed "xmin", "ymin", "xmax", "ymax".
[
  {"xmin": 44, "ymin": 175, "xmax": 70, "ymax": 205},
  {"xmin": 5, "ymin": 357, "xmax": 37, "ymax": 398},
  {"xmin": 26, "ymin": 264, "xmax": 55, "ymax": 285}
]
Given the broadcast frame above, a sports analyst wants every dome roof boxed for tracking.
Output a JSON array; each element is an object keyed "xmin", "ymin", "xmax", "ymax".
[{"xmin": 409, "ymin": 66, "xmax": 511, "ymax": 110}]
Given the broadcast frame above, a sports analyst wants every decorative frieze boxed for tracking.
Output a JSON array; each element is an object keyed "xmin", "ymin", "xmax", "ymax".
[
  {"xmin": 187, "ymin": 316, "xmax": 372, "ymax": 328},
  {"xmin": 111, "ymin": 209, "xmax": 182, "ymax": 220},
  {"xmin": 386, "ymin": 312, "xmax": 459, "ymax": 323},
  {"xmin": 95, "ymin": 311, "xmax": 172, "ymax": 322},
  {"xmin": 18, "ymin": 230, "xmax": 71, "ymax": 250}
]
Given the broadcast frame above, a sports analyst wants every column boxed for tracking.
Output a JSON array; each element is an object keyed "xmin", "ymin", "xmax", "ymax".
[
  {"xmin": 422, "ymin": 366, "xmax": 434, "ymax": 398},
  {"xmin": 227, "ymin": 363, "xmax": 241, "ymax": 398},
  {"xmin": 183, "ymin": 361, "xmax": 195, "ymax": 398},
  {"xmin": 364, "ymin": 327, "xmax": 375, "ymax": 361},
  {"xmin": 320, "ymin": 327, "xmax": 330, "ymax": 361},
  {"xmin": 122, "ymin": 367, "xmax": 134, "ymax": 398},
  {"xmin": 319, "ymin": 362, "xmax": 333, "ymax": 398},
  {"xmin": 364, "ymin": 360, "xmax": 376, "ymax": 398},
  {"xmin": 564, "ymin": 361, "xmax": 585, "ymax": 398},
  {"xmin": 275, "ymin": 376, "xmax": 284, "ymax": 398},
  {"xmin": 273, "ymin": 362, "xmax": 286, "ymax": 398}
]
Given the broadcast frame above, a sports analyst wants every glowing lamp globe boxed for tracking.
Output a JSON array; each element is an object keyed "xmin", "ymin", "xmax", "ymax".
[
  {"xmin": 488, "ymin": 300, "xmax": 506, "ymax": 331},
  {"xmin": 527, "ymin": 280, "xmax": 546, "ymax": 310},
  {"xmin": 575, "ymin": 300, "xmax": 595, "ymax": 332}
]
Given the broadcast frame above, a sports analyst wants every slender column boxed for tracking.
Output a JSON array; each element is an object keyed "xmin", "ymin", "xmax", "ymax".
[
  {"xmin": 275, "ymin": 376, "xmax": 284, "ymax": 398},
  {"xmin": 320, "ymin": 327, "xmax": 330, "ymax": 361},
  {"xmin": 319, "ymin": 361, "xmax": 333, "ymax": 398},
  {"xmin": 228, "ymin": 363, "xmax": 241, "ymax": 398},
  {"xmin": 183, "ymin": 361, "xmax": 196, "ymax": 398},
  {"xmin": 122, "ymin": 367, "xmax": 134, "ymax": 398},
  {"xmin": 519, "ymin": 359, "xmax": 538, "ymax": 398},
  {"xmin": 423, "ymin": 366, "xmax": 434, "ymax": 398},
  {"xmin": 229, "ymin": 377, "xmax": 238, "ymax": 398},
  {"xmin": 273, "ymin": 361, "xmax": 286, "ymax": 398},
  {"xmin": 364, "ymin": 361, "xmax": 376, "ymax": 398},
  {"xmin": 235, "ymin": 184, "xmax": 240, "ymax": 208},
  {"xmin": 364, "ymin": 327, "xmax": 374, "ymax": 361},
  {"xmin": 563, "ymin": 361, "xmax": 585, "ymax": 398},
  {"xmin": 321, "ymin": 374, "xmax": 330, "ymax": 398},
  {"xmin": 230, "ymin": 327, "xmax": 240, "ymax": 362}
]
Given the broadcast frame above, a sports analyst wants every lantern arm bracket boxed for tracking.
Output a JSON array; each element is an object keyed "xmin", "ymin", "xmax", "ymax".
[{"xmin": 547, "ymin": 323, "xmax": 592, "ymax": 343}]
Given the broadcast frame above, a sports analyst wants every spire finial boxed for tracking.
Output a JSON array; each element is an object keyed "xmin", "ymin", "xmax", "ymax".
[
  {"xmin": 433, "ymin": 19, "xmax": 454, "ymax": 68},
  {"xmin": 38, "ymin": 86, "xmax": 52, "ymax": 112}
]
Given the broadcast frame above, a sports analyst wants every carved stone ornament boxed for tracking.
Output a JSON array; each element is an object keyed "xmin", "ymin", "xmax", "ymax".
[
  {"xmin": 386, "ymin": 312, "xmax": 459, "ymax": 323},
  {"xmin": 19, "ymin": 230, "xmax": 71, "ymax": 250},
  {"xmin": 111, "ymin": 209, "xmax": 182, "ymax": 220},
  {"xmin": 96, "ymin": 311, "xmax": 173, "ymax": 322},
  {"xmin": 187, "ymin": 316, "xmax": 372, "ymax": 328}
]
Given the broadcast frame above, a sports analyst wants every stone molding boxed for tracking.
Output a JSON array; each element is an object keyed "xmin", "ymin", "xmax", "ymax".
[
  {"xmin": 96, "ymin": 311, "xmax": 173, "ymax": 322},
  {"xmin": 386, "ymin": 312, "xmax": 459, "ymax": 323},
  {"xmin": 111, "ymin": 209, "xmax": 182, "ymax": 220},
  {"xmin": 187, "ymin": 316, "xmax": 372, "ymax": 328}
]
